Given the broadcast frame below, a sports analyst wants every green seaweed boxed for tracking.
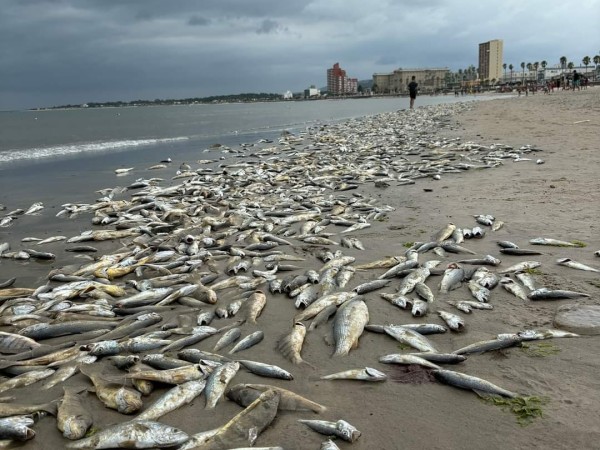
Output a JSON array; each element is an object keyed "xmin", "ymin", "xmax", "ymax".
[
  {"xmin": 397, "ymin": 343, "xmax": 412, "ymax": 350},
  {"xmin": 570, "ymin": 240, "xmax": 586, "ymax": 248},
  {"xmin": 481, "ymin": 395, "xmax": 548, "ymax": 426},
  {"xmin": 520, "ymin": 342, "xmax": 561, "ymax": 357},
  {"xmin": 523, "ymin": 268, "xmax": 543, "ymax": 275},
  {"xmin": 85, "ymin": 427, "xmax": 100, "ymax": 437},
  {"xmin": 403, "ymin": 242, "xmax": 415, "ymax": 248}
]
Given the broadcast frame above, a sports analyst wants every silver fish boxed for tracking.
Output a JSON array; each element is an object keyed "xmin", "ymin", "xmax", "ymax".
[
  {"xmin": 556, "ymin": 257, "xmax": 599, "ymax": 272},
  {"xmin": 432, "ymin": 369, "xmax": 518, "ymax": 398},
  {"xmin": 320, "ymin": 367, "xmax": 387, "ymax": 381},
  {"xmin": 65, "ymin": 419, "xmax": 189, "ymax": 449},
  {"xmin": 383, "ymin": 325, "xmax": 438, "ymax": 352},
  {"xmin": 528, "ymin": 288, "xmax": 591, "ymax": 300},
  {"xmin": 205, "ymin": 361, "xmax": 240, "ymax": 409},
  {"xmin": 379, "ymin": 354, "xmax": 441, "ymax": 369},
  {"xmin": 438, "ymin": 311, "xmax": 465, "ymax": 331},
  {"xmin": 333, "ymin": 298, "xmax": 369, "ymax": 356},
  {"xmin": 299, "ymin": 419, "xmax": 361, "ymax": 443},
  {"xmin": 500, "ymin": 277, "xmax": 529, "ymax": 301},
  {"xmin": 136, "ymin": 380, "xmax": 206, "ymax": 421},
  {"xmin": 238, "ymin": 360, "xmax": 293, "ymax": 380},
  {"xmin": 229, "ymin": 331, "xmax": 264, "ymax": 354}
]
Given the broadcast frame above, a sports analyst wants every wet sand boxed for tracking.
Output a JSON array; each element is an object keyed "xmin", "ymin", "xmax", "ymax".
[{"xmin": 0, "ymin": 87, "xmax": 599, "ymax": 450}]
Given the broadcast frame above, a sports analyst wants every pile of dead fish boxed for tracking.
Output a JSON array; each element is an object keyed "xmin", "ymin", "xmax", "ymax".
[{"xmin": 0, "ymin": 102, "xmax": 598, "ymax": 449}]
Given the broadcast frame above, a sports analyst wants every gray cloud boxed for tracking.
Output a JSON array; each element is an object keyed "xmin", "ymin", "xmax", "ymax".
[{"xmin": 1, "ymin": 0, "xmax": 598, "ymax": 110}]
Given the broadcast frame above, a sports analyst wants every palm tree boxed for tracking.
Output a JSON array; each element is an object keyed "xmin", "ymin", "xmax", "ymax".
[
  {"xmin": 503, "ymin": 63, "xmax": 507, "ymax": 83},
  {"xmin": 582, "ymin": 56, "xmax": 590, "ymax": 75},
  {"xmin": 567, "ymin": 61, "xmax": 574, "ymax": 70},
  {"xmin": 509, "ymin": 64, "xmax": 514, "ymax": 83},
  {"xmin": 534, "ymin": 62, "xmax": 539, "ymax": 83},
  {"xmin": 526, "ymin": 63, "xmax": 533, "ymax": 82},
  {"xmin": 541, "ymin": 60, "xmax": 548, "ymax": 83},
  {"xmin": 520, "ymin": 62, "xmax": 525, "ymax": 85},
  {"xmin": 560, "ymin": 56, "xmax": 567, "ymax": 69}
]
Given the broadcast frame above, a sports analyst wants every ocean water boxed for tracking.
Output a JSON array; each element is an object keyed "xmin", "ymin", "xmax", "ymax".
[{"xmin": 0, "ymin": 95, "xmax": 485, "ymax": 169}]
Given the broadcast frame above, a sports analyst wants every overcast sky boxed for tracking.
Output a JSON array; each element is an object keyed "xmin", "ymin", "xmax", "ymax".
[{"xmin": 1, "ymin": 0, "xmax": 599, "ymax": 110}]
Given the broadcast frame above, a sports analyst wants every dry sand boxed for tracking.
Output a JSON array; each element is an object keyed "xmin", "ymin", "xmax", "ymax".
[{"xmin": 0, "ymin": 87, "xmax": 599, "ymax": 450}]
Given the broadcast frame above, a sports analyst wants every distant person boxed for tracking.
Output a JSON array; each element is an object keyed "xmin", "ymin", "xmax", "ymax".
[
  {"xmin": 572, "ymin": 70, "xmax": 580, "ymax": 91},
  {"xmin": 408, "ymin": 76, "xmax": 418, "ymax": 109}
]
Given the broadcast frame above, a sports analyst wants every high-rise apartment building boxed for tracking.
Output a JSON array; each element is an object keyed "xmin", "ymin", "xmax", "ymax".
[
  {"xmin": 327, "ymin": 63, "xmax": 358, "ymax": 95},
  {"xmin": 478, "ymin": 39, "xmax": 503, "ymax": 82}
]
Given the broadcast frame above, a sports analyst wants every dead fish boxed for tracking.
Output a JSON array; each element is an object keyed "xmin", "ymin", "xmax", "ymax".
[
  {"xmin": 277, "ymin": 322, "xmax": 309, "ymax": 365},
  {"xmin": 379, "ymin": 354, "xmax": 441, "ymax": 370},
  {"xmin": 57, "ymin": 387, "xmax": 93, "ymax": 440},
  {"xmin": 500, "ymin": 274, "xmax": 529, "ymax": 298},
  {"xmin": 226, "ymin": 383, "xmax": 325, "ymax": 413},
  {"xmin": 0, "ymin": 331, "xmax": 41, "ymax": 354},
  {"xmin": 383, "ymin": 325, "xmax": 438, "ymax": 353},
  {"xmin": 320, "ymin": 367, "xmax": 387, "ymax": 381},
  {"xmin": 238, "ymin": 360, "xmax": 293, "ymax": 380},
  {"xmin": 528, "ymin": 288, "xmax": 591, "ymax": 300},
  {"xmin": 458, "ymin": 255, "xmax": 501, "ymax": 266},
  {"xmin": 439, "ymin": 263, "xmax": 464, "ymax": 293},
  {"xmin": 65, "ymin": 419, "xmax": 189, "ymax": 449},
  {"xmin": 497, "ymin": 240, "xmax": 519, "ymax": 249},
  {"xmin": 500, "ymin": 248, "xmax": 542, "ymax": 256},
  {"xmin": 432, "ymin": 223, "xmax": 456, "ymax": 243},
  {"xmin": 192, "ymin": 389, "xmax": 280, "ymax": 448},
  {"xmin": 530, "ymin": 237, "xmax": 579, "ymax": 247},
  {"xmin": 0, "ymin": 414, "xmax": 36, "ymax": 441},
  {"xmin": 432, "ymin": 369, "xmax": 518, "ymax": 398},
  {"xmin": 299, "ymin": 419, "xmax": 361, "ymax": 443},
  {"xmin": 556, "ymin": 257, "xmax": 599, "ymax": 273},
  {"xmin": 213, "ymin": 328, "xmax": 242, "ymax": 352},
  {"xmin": 438, "ymin": 311, "xmax": 465, "ymax": 331},
  {"xmin": 205, "ymin": 361, "xmax": 240, "ymax": 409},
  {"xmin": 136, "ymin": 379, "xmax": 206, "ymax": 421},
  {"xmin": 229, "ymin": 331, "xmax": 264, "ymax": 354},
  {"xmin": 498, "ymin": 261, "xmax": 541, "ymax": 274},
  {"xmin": 333, "ymin": 298, "xmax": 369, "ymax": 357},
  {"xmin": 353, "ymin": 279, "xmax": 390, "ymax": 294},
  {"xmin": 79, "ymin": 365, "xmax": 143, "ymax": 414}
]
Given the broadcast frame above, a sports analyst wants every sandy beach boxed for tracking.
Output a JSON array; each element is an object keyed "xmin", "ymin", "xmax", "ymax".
[{"xmin": 0, "ymin": 87, "xmax": 599, "ymax": 450}]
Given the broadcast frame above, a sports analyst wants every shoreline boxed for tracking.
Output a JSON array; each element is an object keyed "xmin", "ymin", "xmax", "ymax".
[{"xmin": 0, "ymin": 88, "xmax": 599, "ymax": 449}]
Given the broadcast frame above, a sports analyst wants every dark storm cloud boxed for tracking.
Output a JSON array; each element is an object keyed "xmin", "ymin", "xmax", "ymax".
[
  {"xmin": 188, "ymin": 16, "xmax": 210, "ymax": 27},
  {"xmin": 256, "ymin": 19, "xmax": 285, "ymax": 34},
  {"xmin": 1, "ymin": 0, "xmax": 598, "ymax": 110}
]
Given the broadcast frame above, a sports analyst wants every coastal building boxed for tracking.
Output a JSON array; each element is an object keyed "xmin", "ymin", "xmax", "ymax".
[
  {"xmin": 372, "ymin": 68, "xmax": 448, "ymax": 94},
  {"xmin": 282, "ymin": 90, "xmax": 293, "ymax": 100},
  {"xmin": 478, "ymin": 39, "xmax": 503, "ymax": 82},
  {"xmin": 304, "ymin": 85, "xmax": 321, "ymax": 99},
  {"xmin": 327, "ymin": 63, "xmax": 358, "ymax": 95}
]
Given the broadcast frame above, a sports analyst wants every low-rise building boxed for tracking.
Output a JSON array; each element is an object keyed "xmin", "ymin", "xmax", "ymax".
[
  {"xmin": 304, "ymin": 86, "xmax": 321, "ymax": 98},
  {"xmin": 372, "ymin": 68, "xmax": 449, "ymax": 94}
]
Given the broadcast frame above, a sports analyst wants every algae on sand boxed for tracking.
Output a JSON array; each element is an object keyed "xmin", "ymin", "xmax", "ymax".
[
  {"xmin": 481, "ymin": 395, "xmax": 548, "ymax": 426},
  {"xmin": 520, "ymin": 342, "xmax": 561, "ymax": 357}
]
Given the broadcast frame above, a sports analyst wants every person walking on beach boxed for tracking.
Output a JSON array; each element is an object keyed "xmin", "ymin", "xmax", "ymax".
[
  {"xmin": 572, "ymin": 70, "xmax": 580, "ymax": 91},
  {"xmin": 408, "ymin": 76, "xmax": 418, "ymax": 109}
]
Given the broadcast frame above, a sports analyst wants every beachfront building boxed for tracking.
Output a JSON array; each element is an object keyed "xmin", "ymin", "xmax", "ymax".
[
  {"xmin": 372, "ymin": 68, "xmax": 449, "ymax": 94},
  {"xmin": 478, "ymin": 39, "xmax": 503, "ymax": 83},
  {"xmin": 304, "ymin": 85, "xmax": 321, "ymax": 98},
  {"xmin": 327, "ymin": 63, "xmax": 358, "ymax": 96}
]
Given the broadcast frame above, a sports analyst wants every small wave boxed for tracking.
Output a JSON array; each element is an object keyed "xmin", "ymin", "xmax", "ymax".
[{"xmin": 0, "ymin": 137, "xmax": 188, "ymax": 163}]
